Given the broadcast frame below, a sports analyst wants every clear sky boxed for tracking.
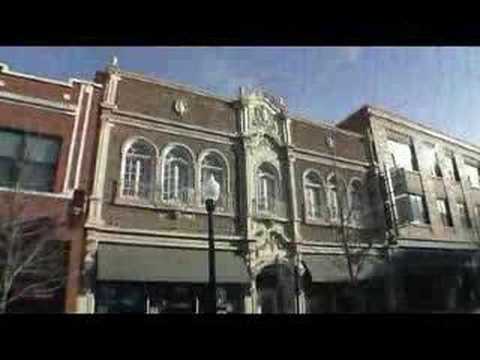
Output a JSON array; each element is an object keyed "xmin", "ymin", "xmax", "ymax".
[{"xmin": 1, "ymin": 46, "xmax": 479, "ymax": 143}]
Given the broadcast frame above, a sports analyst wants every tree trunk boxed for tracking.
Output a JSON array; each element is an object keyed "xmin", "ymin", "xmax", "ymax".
[{"xmin": 0, "ymin": 292, "xmax": 8, "ymax": 314}]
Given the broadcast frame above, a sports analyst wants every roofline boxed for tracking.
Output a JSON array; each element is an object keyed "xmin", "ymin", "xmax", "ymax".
[
  {"xmin": 109, "ymin": 67, "xmax": 235, "ymax": 104},
  {"xmin": 360, "ymin": 105, "xmax": 480, "ymax": 155},
  {"xmin": 0, "ymin": 62, "xmax": 102, "ymax": 89},
  {"xmin": 290, "ymin": 113, "xmax": 365, "ymax": 139}
]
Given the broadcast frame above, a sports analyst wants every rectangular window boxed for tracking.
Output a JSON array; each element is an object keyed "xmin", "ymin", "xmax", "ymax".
[
  {"xmin": 457, "ymin": 203, "xmax": 472, "ymax": 228},
  {"xmin": 409, "ymin": 194, "xmax": 429, "ymax": 224},
  {"xmin": 436, "ymin": 199, "xmax": 453, "ymax": 227},
  {"xmin": 0, "ymin": 129, "xmax": 61, "ymax": 192},
  {"xmin": 464, "ymin": 162, "xmax": 480, "ymax": 188},
  {"xmin": 423, "ymin": 143, "xmax": 442, "ymax": 177},
  {"xmin": 387, "ymin": 139, "xmax": 417, "ymax": 172},
  {"xmin": 444, "ymin": 154, "xmax": 460, "ymax": 182}
]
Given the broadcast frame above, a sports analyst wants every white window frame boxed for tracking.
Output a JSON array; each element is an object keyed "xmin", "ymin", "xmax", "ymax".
[
  {"xmin": 198, "ymin": 149, "xmax": 230, "ymax": 210},
  {"xmin": 303, "ymin": 169, "xmax": 323, "ymax": 220},
  {"xmin": 160, "ymin": 143, "xmax": 195, "ymax": 205},
  {"xmin": 120, "ymin": 137, "xmax": 157, "ymax": 201},
  {"xmin": 464, "ymin": 161, "xmax": 480, "ymax": 189},
  {"xmin": 256, "ymin": 163, "xmax": 280, "ymax": 214}
]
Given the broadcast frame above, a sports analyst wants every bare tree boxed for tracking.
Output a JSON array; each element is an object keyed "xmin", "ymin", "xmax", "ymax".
[{"xmin": 0, "ymin": 133, "xmax": 68, "ymax": 314}]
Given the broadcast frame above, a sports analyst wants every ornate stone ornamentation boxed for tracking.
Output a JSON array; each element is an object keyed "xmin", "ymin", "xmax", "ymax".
[
  {"xmin": 326, "ymin": 133, "xmax": 335, "ymax": 148},
  {"xmin": 173, "ymin": 99, "xmax": 189, "ymax": 117}
]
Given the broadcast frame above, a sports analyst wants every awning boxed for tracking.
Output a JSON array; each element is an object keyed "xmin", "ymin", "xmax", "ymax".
[
  {"xmin": 391, "ymin": 249, "xmax": 478, "ymax": 273},
  {"xmin": 96, "ymin": 243, "xmax": 250, "ymax": 284},
  {"xmin": 303, "ymin": 255, "xmax": 386, "ymax": 283}
]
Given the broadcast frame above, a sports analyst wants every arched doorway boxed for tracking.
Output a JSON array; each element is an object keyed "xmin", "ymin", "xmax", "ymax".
[{"xmin": 256, "ymin": 262, "xmax": 296, "ymax": 314}]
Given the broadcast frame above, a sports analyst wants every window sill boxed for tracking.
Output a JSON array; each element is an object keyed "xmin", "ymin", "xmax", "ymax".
[
  {"xmin": 253, "ymin": 213, "xmax": 289, "ymax": 223},
  {"xmin": 0, "ymin": 186, "xmax": 72, "ymax": 199},
  {"xmin": 114, "ymin": 197, "xmax": 235, "ymax": 217}
]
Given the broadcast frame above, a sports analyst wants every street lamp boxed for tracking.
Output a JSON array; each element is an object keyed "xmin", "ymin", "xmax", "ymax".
[{"xmin": 203, "ymin": 173, "xmax": 220, "ymax": 314}]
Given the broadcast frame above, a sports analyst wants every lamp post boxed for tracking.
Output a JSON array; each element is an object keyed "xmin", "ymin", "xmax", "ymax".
[{"xmin": 203, "ymin": 174, "xmax": 220, "ymax": 314}]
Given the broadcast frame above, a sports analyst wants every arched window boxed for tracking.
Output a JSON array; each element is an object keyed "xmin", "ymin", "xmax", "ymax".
[
  {"xmin": 349, "ymin": 179, "xmax": 363, "ymax": 226},
  {"xmin": 162, "ymin": 145, "xmax": 194, "ymax": 204},
  {"xmin": 122, "ymin": 139, "xmax": 156, "ymax": 199},
  {"xmin": 201, "ymin": 151, "xmax": 228, "ymax": 208},
  {"xmin": 326, "ymin": 174, "xmax": 347, "ymax": 222},
  {"xmin": 257, "ymin": 163, "xmax": 280, "ymax": 214},
  {"xmin": 304, "ymin": 170, "xmax": 323, "ymax": 219}
]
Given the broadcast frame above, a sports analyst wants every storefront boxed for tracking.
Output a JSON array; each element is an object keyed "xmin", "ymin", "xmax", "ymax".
[
  {"xmin": 93, "ymin": 243, "xmax": 250, "ymax": 314},
  {"xmin": 302, "ymin": 254, "xmax": 387, "ymax": 313}
]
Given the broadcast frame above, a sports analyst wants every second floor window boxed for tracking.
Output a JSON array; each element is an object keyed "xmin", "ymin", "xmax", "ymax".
[
  {"xmin": 444, "ymin": 153, "xmax": 460, "ymax": 182},
  {"xmin": 349, "ymin": 179, "xmax": 364, "ymax": 226},
  {"xmin": 304, "ymin": 170, "xmax": 323, "ymax": 219},
  {"xmin": 387, "ymin": 138, "xmax": 418, "ymax": 172},
  {"xmin": 162, "ymin": 146, "xmax": 194, "ymax": 204},
  {"xmin": 257, "ymin": 163, "xmax": 279, "ymax": 213},
  {"xmin": 326, "ymin": 174, "xmax": 347, "ymax": 222},
  {"xmin": 409, "ymin": 194, "xmax": 429, "ymax": 224},
  {"xmin": 122, "ymin": 139, "xmax": 156, "ymax": 200},
  {"xmin": 0, "ymin": 129, "xmax": 61, "ymax": 192},
  {"xmin": 457, "ymin": 203, "xmax": 472, "ymax": 228},
  {"xmin": 422, "ymin": 143, "xmax": 442, "ymax": 177},
  {"xmin": 464, "ymin": 162, "xmax": 480, "ymax": 188},
  {"xmin": 437, "ymin": 199, "xmax": 453, "ymax": 227},
  {"xmin": 201, "ymin": 152, "xmax": 227, "ymax": 208}
]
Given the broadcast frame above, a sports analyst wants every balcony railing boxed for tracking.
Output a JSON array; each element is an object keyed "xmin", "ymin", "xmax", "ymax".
[{"xmin": 252, "ymin": 199, "xmax": 288, "ymax": 219}]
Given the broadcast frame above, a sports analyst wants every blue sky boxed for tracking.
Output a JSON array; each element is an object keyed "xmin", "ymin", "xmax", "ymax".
[{"xmin": 1, "ymin": 47, "xmax": 479, "ymax": 143}]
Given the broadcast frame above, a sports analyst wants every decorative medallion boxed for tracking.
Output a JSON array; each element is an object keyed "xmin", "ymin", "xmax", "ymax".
[
  {"xmin": 173, "ymin": 99, "xmax": 189, "ymax": 117},
  {"xmin": 326, "ymin": 134, "xmax": 335, "ymax": 148}
]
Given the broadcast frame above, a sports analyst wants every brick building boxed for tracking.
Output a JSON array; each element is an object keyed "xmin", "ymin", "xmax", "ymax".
[
  {"xmin": 0, "ymin": 62, "xmax": 102, "ymax": 313},
  {"xmin": 339, "ymin": 106, "xmax": 480, "ymax": 312},
  {"xmin": 78, "ymin": 63, "xmax": 386, "ymax": 314},
  {"xmin": 2, "ymin": 58, "xmax": 480, "ymax": 313}
]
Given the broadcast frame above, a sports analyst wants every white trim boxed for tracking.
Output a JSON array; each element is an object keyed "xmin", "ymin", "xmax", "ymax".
[
  {"xmin": 294, "ymin": 146, "xmax": 370, "ymax": 168},
  {"xmin": 0, "ymin": 62, "xmax": 101, "ymax": 88},
  {"xmin": 112, "ymin": 109, "xmax": 238, "ymax": 139},
  {"xmin": 85, "ymin": 224, "xmax": 243, "ymax": 241},
  {"xmin": 109, "ymin": 117, "xmax": 234, "ymax": 145},
  {"xmin": 303, "ymin": 168, "xmax": 325, "ymax": 221},
  {"xmin": 160, "ymin": 143, "xmax": 196, "ymax": 204},
  {"xmin": 74, "ymin": 85, "xmax": 94, "ymax": 189},
  {"xmin": 119, "ymin": 136, "xmax": 158, "ymax": 201},
  {"xmin": 0, "ymin": 186, "xmax": 73, "ymax": 199},
  {"xmin": 63, "ymin": 85, "xmax": 85, "ymax": 192},
  {"xmin": 365, "ymin": 106, "xmax": 480, "ymax": 156},
  {"xmin": 0, "ymin": 90, "xmax": 76, "ymax": 115}
]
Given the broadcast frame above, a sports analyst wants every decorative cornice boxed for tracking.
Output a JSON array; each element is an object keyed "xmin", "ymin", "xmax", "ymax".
[
  {"xmin": 112, "ymin": 108, "xmax": 238, "ymax": 139},
  {"xmin": 108, "ymin": 116, "xmax": 235, "ymax": 146},
  {"xmin": 0, "ymin": 90, "xmax": 77, "ymax": 115},
  {"xmin": 110, "ymin": 69, "xmax": 235, "ymax": 104},
  {"xmin": 365, "ymin": 106, "xmax": 480, "ymax": 156},
  {"xmin": 85, "ymin": 223, "xmax": 244, "ymax": 241},
  {"xmin": 0, "ymin": 62, "xmax": 101, "ymax": 88}
]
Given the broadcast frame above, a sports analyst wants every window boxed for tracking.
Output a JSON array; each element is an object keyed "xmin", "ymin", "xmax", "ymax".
[
  {"xmin": 201, "ymin": 152, "xmax": 227, "ymax": 208},
  {"xmin": 464, "ymin": 162, "xmax": 480, "ymax": 188},
  {"xmin": 410, "ymin": 195, "xmax": 429, "ymax": 224},
  {"xmin": 457, "ymin": 203, "xmax": 472, "ymax": 228},
  {"xmin": 162, "ymin": 145, "xmax": 194, "ymax": 204},
  {"xmin": 387, "ymin": 139, "xmax": 417, "ymax": 172},
  {"xmin": 257, "ymin": 163, "xmax": 279, "ymax": 213},
  {"xmin": 304, "ymin": 170, "xmax": 323, "ymax": 219},
  {"xmin": 444, "ymin": 153, "xmax": 460, "ymax": 182},
  {"xmin": 349, "ymin": 179, "xmax": 363, "ymax": 226},
  {"xmin": 327, "ymin": 174, "xmax": 347, "ymax": 222},
  {"xmin": 437, "ymin": 199, "xmax": 453, "ymax": 227},
  {"xmin": 122, "ymin": 139, "xmax": 155, "ymax": 199},
  {"xmin": 422, "ymin": 143, "xmax": 442, "ymax": 177},
  {"xmin": 0, "ymin": 129, "xmax": 61, "ymax": 192}
]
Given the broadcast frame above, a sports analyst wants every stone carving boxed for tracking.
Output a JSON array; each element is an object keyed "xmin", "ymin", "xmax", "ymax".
[{"xmin": 173, "ymin": 99, "xmax": 189, "ymax": 117}]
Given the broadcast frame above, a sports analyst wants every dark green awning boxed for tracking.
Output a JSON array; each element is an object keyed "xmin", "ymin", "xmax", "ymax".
[
  {"xmin": 303, "ymin": 255, "xmax": 385, "ymax": 283},
  {"xmin": 96, "ymin": 243, "xmax": 250, "ymax": 284}
]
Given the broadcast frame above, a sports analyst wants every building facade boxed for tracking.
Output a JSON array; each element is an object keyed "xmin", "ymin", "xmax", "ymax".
[
  {"xmin": 0, "ymin": 62, "xmax": 102, "ymax": 313},
  {"xmin": 2, "ymin": 58, "xmax": 480, "ymax": 313},
  {"xmin": 79, "ymin": 63, "xmax": 386, "ymax": 314},
  {"xmin": 339, "ymin": 106, "xmax": 480, "ymax": 312}
]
